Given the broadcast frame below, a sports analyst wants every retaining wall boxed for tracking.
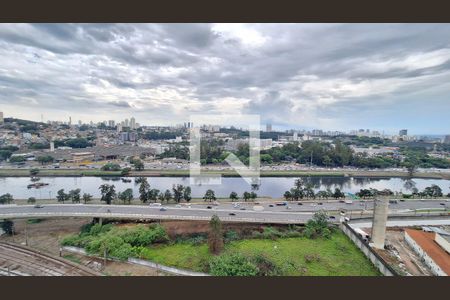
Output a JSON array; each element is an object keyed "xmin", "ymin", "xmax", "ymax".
[{"xmin": 340, "ymin": 222, "xmax": 398, "ymax": 276}]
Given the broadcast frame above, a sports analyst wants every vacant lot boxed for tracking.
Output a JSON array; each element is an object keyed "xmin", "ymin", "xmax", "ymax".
[{"xmin": 137, "ymin": 231, "xmax": 379, "ymax": 276}]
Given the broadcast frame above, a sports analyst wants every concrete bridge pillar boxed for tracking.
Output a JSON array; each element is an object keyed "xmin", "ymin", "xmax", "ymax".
[{"xmin": 370, "ymin": 197, "xmax": 388, "ymax": 249}]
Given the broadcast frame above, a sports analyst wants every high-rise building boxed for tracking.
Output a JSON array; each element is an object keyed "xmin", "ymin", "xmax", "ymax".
[
  {"xmin": 108, "ymin": 120, "xmax": 115, "ymax": 127},
  {"xmin": 0, "ymin": 111, "xmax": 3, "ymax": 124},
  {"xmin": 293, "ymin": 132, "xmax": 298, "ymax": 141},
  {"xmin": 69, "ymin": 116, "xmax": 72, "ymax": 125},
  {"xmin": 444, "ymin": 135, "xmax": 450, "ymax": 144},
  {"xmin": 124, "ymin": 119, "xmax": 129, "ymax": 127},
  {"xmin": 117, "ymin": 123, "xmax": 123, "ymax": 133},
  {"xmin": 130, "ymin": 117, "xmax": 136, "ymax": 130},
  {"xmin": 399, "ymin": 129, "xmax": 408, "ymax": 136},
  {"xmin": 266, "ymin": 124, "xmax": 272, "ymax": 132}
]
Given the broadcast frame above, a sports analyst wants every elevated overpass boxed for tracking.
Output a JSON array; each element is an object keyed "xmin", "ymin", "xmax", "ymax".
[{"xmin": 0, "ymin": 204, "xmax": 316, "ymax": 224}]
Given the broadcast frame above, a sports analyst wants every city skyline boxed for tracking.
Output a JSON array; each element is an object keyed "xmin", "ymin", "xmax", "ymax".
[{"xmin": 1, "ymin": 24, "xmax": 450, "ymax": 134}]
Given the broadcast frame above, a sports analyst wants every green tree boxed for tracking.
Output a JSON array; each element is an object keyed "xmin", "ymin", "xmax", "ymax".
[
  {"xmin": 203, "ymin": 189, "xmax": 216, "ymax": 202},
  {"xmin": 0, "ymin": 150, "xmax": 13, "ymax": 161},
  {"xmin": 208, "ymin": 215, "xmax": 224, "ymax": 255},
  {"xmin": 283, "ymin": 191, "xmax": 292, "ymax": 201},
  {"xmin": 229, "ymin": 191, "xmax": 239, "ymax": 202},
  {"xmin": 82, "ymin": 193, "xmax": 93, "ymax": 204},
  {"xmin": 164, "ymin": 189, "xmax": 172, "ymax": 203},
  {"xmin": 132, "ymin": 159, "xmax": 144, "ymax": 171},
  {"xmin": 69, "ymin": 189, "xmax": 81, "ymax": 203},
  {"xmin": 1, "ymin": 220, "xmax": 14, "ymax": 235},
  {"xmin": 322, "ymin": 155, "xmax": 332, "ymax": 167},
  {"xmin": 243, "ymin": 191, "xmax": 251, "ymax": 202},
  {"xmin": 139, "ymin": 178, "xmax": 150, "ymax": 203},
  {"xmin": 0, "ymin": 193, "xmax": 14, "ymax": 204},
  {"xmin": 157, "ymin": 192, "xmax": 165, "ymax": 203},
  {"xmin": 183, "ymin": 186, "xmax": 192, "ymax": 202},
  {"xmin": 27, "ymin": 197, "xmax": 36, "ymax": 204},
  {"xmin": 172, "ymin": 184, "xmax": 185, "ymax": 203},
  {"xmin": 118, "ymin": 188, "xmax": 134, "ymax": 204},
  {"xmin": 333, "ymin": 188, "xmax": 345, "ymax": 199},
  {"xmin": 148, "ymin": 189, "xmax": 160, "ymax": 202},
  {"xmin": 121, "ymin": 167, "xmax": 131, "ymax": 176},
  {"xmin": 250, "ymin": 191, "xmax": 257, "ymax": 201},
  {"xmin": 56, "ymin": 189, "xmax": 69, "ymax": 204},
  {"xmin": 304, "ymin": 211, "xmax": 331, "ymax": 239},
  {"xmin": 9, "ymin": 156, "xmax": 25, "ymax": 163},
  {"xmin": 101, "ymin": 163, "xmax": 121, "ymax": 171},
  {"xmin": 99, "ymin": 184, "xmax": 116, "ymax": 205},
  {"xmin": 36, "ymin": 155, "xmax": 54, "ymax": 165}
]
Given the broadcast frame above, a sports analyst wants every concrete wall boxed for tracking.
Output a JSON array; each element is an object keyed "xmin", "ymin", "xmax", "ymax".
[
  {"xmin": 62, "ymin": 246, "xmax": 209, "ymax": 276},
  {"xmin": 404, "ymin": 231, "xmax": 447, "ymax": 276},
  {"xmin": 434, "ymin": 234, "xmax": 450, "ymax": 254},
  {"xmin": 341, "ymin": 223, "xmax": 397, "ymax": 276}
]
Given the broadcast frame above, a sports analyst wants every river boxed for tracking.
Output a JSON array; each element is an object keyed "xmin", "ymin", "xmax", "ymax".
[{"xmin": 0, "ymin": 176, "xmax": 449, "ymax": 199}]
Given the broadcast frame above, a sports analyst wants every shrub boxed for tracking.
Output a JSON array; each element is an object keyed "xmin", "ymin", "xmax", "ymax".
[
  {"xmin": 262, "ymin": 227, "xmax": 283, "ymax": 240},
  {"xmin": 304, "ymin": 254, "xmax": 321, "ymax": 263},
  {"xmin": 224, "ymin": 230, "xmax": 240, "ymax": 242},
  {"xmin": 101, "ymin": 163, "xmax": 121, "ymax": 171},
  {"xmin": 304, "ymin": 211, "xmax": 332, "ymax": 239},
  {"xmin": 252, "ymin": 253, "xmax": 282, "ymax": 276},
  {"xmin": 209, "ymin": 254, "xmax": 259, "ymax": 276},
  {"xmin": 119, "ymin": 224, "xmax": 169, "ymax": 246},
  {"xmin": 89, "ymin": 223, "xmax": 113, "ymax": 236}
]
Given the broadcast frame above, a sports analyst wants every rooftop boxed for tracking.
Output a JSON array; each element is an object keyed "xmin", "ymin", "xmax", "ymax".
[{"xmin": 405, "ymin": 229, "xmax": 450, "ymax": 275}]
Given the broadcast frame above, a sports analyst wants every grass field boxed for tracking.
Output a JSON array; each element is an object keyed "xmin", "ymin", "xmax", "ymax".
[
  {"xmin": 0, "ymin": 167, "xmax": 448, "ymax": 179},
  {"xmin": 137, "ymin": 231, "xmax": 380, "ymax": 276}
]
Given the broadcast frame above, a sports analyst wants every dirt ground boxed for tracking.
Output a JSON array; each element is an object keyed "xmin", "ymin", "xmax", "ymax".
[
  {"xmin": 361, "ymin": 227, "xmax": 434, "ymax": 276},
  {"xmin": 0, "ymin": 218, "xmax": 164, "ymax": 276}
]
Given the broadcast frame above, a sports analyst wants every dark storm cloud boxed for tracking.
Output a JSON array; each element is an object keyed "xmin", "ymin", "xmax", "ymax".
[{"xmin": 1, "ymin": 23, "xmax": 450, "ymax": 133}]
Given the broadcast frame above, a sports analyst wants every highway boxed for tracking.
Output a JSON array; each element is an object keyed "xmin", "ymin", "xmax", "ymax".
[
  {"xmin": 0, "ymin": 199, "xmax": 448, "ymax": 224},
  {"xmin": 0, "ymin": 204, "xmax": 316, "ymax": 224}
]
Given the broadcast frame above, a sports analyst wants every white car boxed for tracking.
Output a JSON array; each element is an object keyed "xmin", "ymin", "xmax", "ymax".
[{"xmin": 149, "ymin": 203, "xmax": 162, "ymax": 207}]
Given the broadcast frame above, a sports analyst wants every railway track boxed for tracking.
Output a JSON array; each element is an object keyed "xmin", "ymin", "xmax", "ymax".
[{"xmin": 0, "ymin": 242, "xmax": 100, "ymax": 276}]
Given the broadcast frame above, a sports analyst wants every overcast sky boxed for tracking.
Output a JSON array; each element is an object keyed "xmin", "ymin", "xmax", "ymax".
[{"xmin": 0, "ymin": 23, "xmax": 449, "ymax": 134}]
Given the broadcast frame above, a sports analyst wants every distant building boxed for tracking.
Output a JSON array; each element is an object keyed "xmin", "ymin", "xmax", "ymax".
[
  {"xmin": 119, "ymin": 132, "xmax": 129, "ymax": 143},
  {"xmin": 312, "ymin": 129, "xmax": 323, "ymax": 136},
  {"xmin": 72, "ymin": 152, "xmax": 95, "ymax": 163},
  {"xmin": 128, "ymin": 132, "xmax": 137, "ymax": 142},
  {"xmin": 117, "ymin": 123, "xmax": 123, "ymax": 133},
  {"xmin": 108, "ymin": 120, "xmax": 115, "ymax": 128},
  {"xmin": 444, "ymin": 135, "xmax": 450, "ymax": 144},
  {"xmin": 0, "ymin": 111, "xmax": 3, "ymax": 124},
  {"xmin": 266, "ymin": 124, "xmax": 272, "ymax": 132},
  {"xmin": 130, "ymin": 117, "xmax": 136, "ymax": 130},
  {"xmin": 399, "ymin": 129, "xmax": 408, "ymax": 136},
  {"xmin": 293, "ymin": 132, "xmax": 298, "ymax": 141}
]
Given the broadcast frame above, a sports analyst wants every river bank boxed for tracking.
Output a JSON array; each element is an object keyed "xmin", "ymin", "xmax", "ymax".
[{"xmin": 0, "ymin": 168, "xmax": 449, "ymax": 179}]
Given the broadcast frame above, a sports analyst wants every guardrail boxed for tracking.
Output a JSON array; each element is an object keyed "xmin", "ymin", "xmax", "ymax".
[{"xmin": 0, "ymin": 211, "xmax": 306, "ymax": 224}]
